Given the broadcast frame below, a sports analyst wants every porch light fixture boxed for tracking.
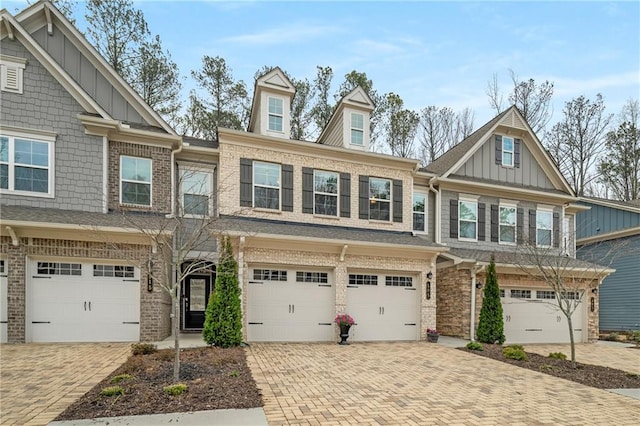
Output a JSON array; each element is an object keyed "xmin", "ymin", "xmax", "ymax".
[
  {"xmin": 426, "ymin": 271, "xmax": 433, "ymax": 279},
  {"xmin": 475, "ymin": 281, "xmax": 483, "ymax": 289},
  {"xmin": 591, "ymin": 288, "xmax": 598, "ymax": 294}
]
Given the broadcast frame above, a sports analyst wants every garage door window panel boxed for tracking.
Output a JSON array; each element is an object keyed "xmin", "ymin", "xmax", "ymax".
[
  {"xmin": 93, "ymin": 264, "xmax": 135, "ymax": 278},
  {"xmin": 537, "ymin": 290, "xmax": 555, "ymax": 300},
  {"xmin": 253, "ymin": 269, "xmax": 287, "ymax": 281},
  {"xmin": 37, "ymin": 262, "xmax": 81, "ymax": 276},
  {"xmin": 349, "ymin": 274, "xmax": 378, "ymax": 286},
  {"xmin": 385, "ymin": 276, "xmax": 413, "ymax": 287},
  {"xmin": 296, "ymin": 271, "xmax": 328, "ymax": 283},
  {"xmin": 253, "ymin": 162, "xmax": 280, "ymax": 210},
  {"xmin": 369, "ymin": 178, "xmax": 390, "ymax": 221},
  {"xmin": 510, "ymin": 289, "xmax": 531, "ymax": 299},
  {"xmin": 314, "ymin": 170, "xmax": 338, "ymax": 216},
  {"xmin": 121, "ymin": 156, "xmax": 152, "ymax": 206}
]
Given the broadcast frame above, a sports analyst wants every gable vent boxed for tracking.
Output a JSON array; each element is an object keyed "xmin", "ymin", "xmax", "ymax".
[
  {"xmin": 0, "ymin": 56, "xmax": 26, "ymax": 94},
  {"xmin": 4, "ymin": 66, "xmax": 19, "ymax": 91}
]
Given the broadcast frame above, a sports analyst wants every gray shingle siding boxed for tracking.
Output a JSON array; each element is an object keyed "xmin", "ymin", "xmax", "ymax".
[{"xmin": 0, "ymin": 37, "xmax": 104, "ymax": 212}]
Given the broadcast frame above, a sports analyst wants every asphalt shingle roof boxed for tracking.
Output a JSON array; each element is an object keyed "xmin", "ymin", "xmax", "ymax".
[{"xmin": 445, "ymin": 247, "xmax": 606, "ymax": 270}]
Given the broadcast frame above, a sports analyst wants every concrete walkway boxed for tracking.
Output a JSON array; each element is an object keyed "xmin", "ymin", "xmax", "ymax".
[
  {"xmin": 247, "ymin": 342, "xmax": 640, "ymax": 425},
  {"xmin": 48, "ymin": 408, "xmax": 268, "ymax": 425}
]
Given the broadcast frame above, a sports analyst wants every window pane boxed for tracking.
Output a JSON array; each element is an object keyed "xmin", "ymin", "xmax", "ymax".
[
  {"xmin": 413, "ymin": 193, "xmax": 425, "ymax": 213},
  {"xmin": 500, "ymin": 226, "xmax": 515, "ymax": 243},
  {"xmin": 503, "ymin": 137, "xmax": 513, "ymax": 151},
  {"xmin": 370, "ymin": 200, "xmax": 390, "ymax": 221},
  {"xmin": 351, "ymin": 129, "xmax": 363, "ymax": 145},
  {"xmin": 268, "ymin": 97, "xmax": 283, "ymax": 115},
  {"xmin": 314, "ymin": 171, "xmax": 337, "ymax": 194},
  {"xmin": 122, "ymin": 181, "xmax": 151, "ymax": 205},
  {"xmin": 254, "ymin": 186, "xmax": 279, "ymax": 209},
  {"xmin": 459, "ymin": 201, "xmax": 477, "ymax": 221},
  {"xmin": 184, "ymin": 194, "xmax": 209, "ymax": 216},
  {"xmin": 538, "ymin": 229, "xmax": 552, "ymax": 246},
  {"xmin": 15, "ymin": 166, "xmax": 48, "ymax": 192},
  {"xmin": 351, "ymin": 113, "xmax": 364, "ymax": 130},
  {"xmin": 413, "ymin": 212, "xmax": 425, "ymax": 231},
  {"xmin": 122, "ymin": 157, "xmax": 151, "ymax": 182},
  {"xmin": 500, "ymin": 207, "xmax": 516, "ymax": 225},
  {"xmin": 537, "ymin": 211, "xmax": 552, "ymax": 229},
  {"xmin": 0, "ymin": 137, "xmax": 8, "ymax": 162},
  {"xmin": 254, "ymin": 162, "xmax": 280, "ymax": 187},
  {"xmin": 0, "ymin": 164, "xmax": 7, "ymax": 189},
  {"xmin": 370, "ymin": 178, "xmax": 390, "ymax": 200},
  {"xmin": 182, "ymin": 171, "xmax": 210, "ymax": 195},
  {"xmin": 460, "ymin": 221, "xmax": 476, "ymax": 239},
  {"xmin": 15, "ymin": 139, "xmax": 49, "ymax": 167},
  {"xmin": 314, "ymin": 194, "xmax": 337, "ymax": 216},
  {"xmin": 268, "ymin": 115, "xmax": 283, "ymax": 132},
  {"xmin": 503, "ymin": 152, "xmax": 513, "ymax": 166}
]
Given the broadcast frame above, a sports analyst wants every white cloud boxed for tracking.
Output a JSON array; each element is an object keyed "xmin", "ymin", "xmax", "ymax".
[
  {"xmin": 550, "ymin": 71, "xmax": 640, "ymax": 97},
  {"xmin": 220, "ymin": 23, "xmax": 342, "ymax": 45}
]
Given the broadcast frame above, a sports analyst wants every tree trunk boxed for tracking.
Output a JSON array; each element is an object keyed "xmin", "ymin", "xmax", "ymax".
[
  {"xmin": 173, "ymin": 279, "xmax": 181, "ymax": 382},
  {"xmin": 567, "ymin": 315, "xmax": 576, "ymax": 369}
]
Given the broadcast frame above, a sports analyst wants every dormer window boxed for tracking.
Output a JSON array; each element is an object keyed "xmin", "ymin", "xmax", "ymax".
[
  {"xmin": 350, "ymin": 113, "xmax": 364, "ymax": 146},
  {"xmin": 268, "ymin": 97, "xmax": 284, "ymax": 132},
  {"xmin": 502, "ymin": 137, "xmax": 514, "ymax": 167}
]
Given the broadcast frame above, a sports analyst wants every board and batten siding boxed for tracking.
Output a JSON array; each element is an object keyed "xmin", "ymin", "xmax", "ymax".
[
  {"xmin": 30, "ymin": 26, "xmax": 146, "ymax": 125},
  {"xmin": 576, "ymin": 203, "xmax": 640, "ymax": 239},
  {"xmin": 451, "ymin": 135, "xmax": 555, "ymax": 190}
]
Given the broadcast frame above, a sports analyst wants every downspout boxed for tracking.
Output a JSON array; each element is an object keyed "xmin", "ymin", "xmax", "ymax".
[
  {"xmin": 238, "ymin": 236, "xmax": 246, "ymax": 339},
  {"xmin": 170, "ymin": 142, "xmax": 184, "ymax": 217},
  {"xmin": 428, "ymin": 177, "xmax": 441, "ymax": 244},
  {"xmin": 470, "ymin": 264, "xmax": 483, "ymax": 341}
]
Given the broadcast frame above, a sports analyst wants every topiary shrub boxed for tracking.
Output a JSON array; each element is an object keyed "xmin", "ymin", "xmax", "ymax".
[
  {"xmin": 466, "ymin": 341, "xmax": 484, "ymax": 351},
  {"xmin": 131, "ymin": 343, "xmax": 157, "ymax": 355},
  {"xmin": 548, "ymin": 352, "xmax": 567, "ymax": 360},
  {"xmin": 100, "ymin": 386, "xmax": 125, "ymax": 397},
  {"xmin": 163, "ymin": 383, "xmax": 188, "ymax": 395},
  {"xmin": 503, "ymin": 345, "xmax": 528, "ymax": 361},
  {"xmin": 203, "ymin": 236, "xmax": 242, "ymax": 347},
  {"xmin": 476, "ymin": 256, "xmax": 505, "ymax": 345}
]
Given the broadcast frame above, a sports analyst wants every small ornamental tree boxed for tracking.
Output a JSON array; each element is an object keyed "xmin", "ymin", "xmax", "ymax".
[
  {"xmin": 476, "ymin": 256, "xmax": 505, "ymax": 344},
  {"xmin": 203, "ymin": 236, "xmax": 242, "ymax": 347}
]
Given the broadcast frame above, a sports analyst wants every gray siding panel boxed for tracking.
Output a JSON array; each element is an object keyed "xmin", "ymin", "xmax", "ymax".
[{"xmin": 576, "ymin": 203, "xmax": 640, "ymax": 239}]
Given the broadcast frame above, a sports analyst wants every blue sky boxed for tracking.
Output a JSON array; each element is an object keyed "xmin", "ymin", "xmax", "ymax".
[{"xmin": 5, "ymin": 0, "xmax": 640, "ymax": 128}]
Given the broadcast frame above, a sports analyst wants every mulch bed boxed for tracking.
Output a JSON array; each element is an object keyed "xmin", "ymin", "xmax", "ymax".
[
  {"xmin": 55, "ymin": 346, "xmax": 262, "ymax": 421},
  {"xmin": 459, "ymin": 344, "xmax": 640, "ymax": 389}
]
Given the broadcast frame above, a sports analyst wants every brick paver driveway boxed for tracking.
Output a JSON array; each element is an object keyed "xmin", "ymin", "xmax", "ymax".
[
  {"xmin": 247, "ymin": 342, "xmax": 640, "ymax": 425},
  {"xmin": 0, "ymin": 343, "xmax": 129, "ymax": 426},
  {"xmin": 524, "ymin": 343, "xmax": 640, "ymax": 374}
]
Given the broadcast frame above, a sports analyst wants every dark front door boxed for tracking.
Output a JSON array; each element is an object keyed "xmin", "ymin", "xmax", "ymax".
[{"xmin": 184, "ymin": 275, "xmax": 212, "ymax": 329}]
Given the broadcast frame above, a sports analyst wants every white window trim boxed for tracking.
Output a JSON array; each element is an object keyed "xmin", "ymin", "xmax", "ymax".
[
  {"xmin": 179, "ymin": 164, "xmax": 214, "ymax": 218},
  {"xmin": 562, "ymin": 216, "xmax": 573, "ymax": 256},
  {"xmin": 313, "ymin": 169, "xmax": 339, "ymax": 217},
  {"xmin": 369, "ymin": 177, "xmax": 391, "ymax": 222},
  {"xmin": 267, "ymin": 96, "xmax": 284, "ymax": 133},
  {"xmin": 458, "ymin": 198, "xmax": 478, "ymax": 242},
  {"xmin": 498, "ymin": 203, "xmax": 517, "ymax": 245},
  {"xmin": 0, "ymin": 130, "xmax": 55, "ymax": 198},
  {"xmin": 502, "ymin": 136, "xmax": 514, "ymax": 167},
  {"xmin": 350, "ymin": 112, "xmax": 364, "ymax": 146},
  {"xmin": 252, "ymin": 161, "xmax": 281, "ymax": 211},
  {"xmin": 412, "ymin": 191, "xmax": 428, "ymax": 234},
  {"xmin": 119, "ymin": 155, "xmax": 152, "ymax": 207},
  {"xmin": 536, "ymin": 208, "xmax": 553, "ymax": 248}
]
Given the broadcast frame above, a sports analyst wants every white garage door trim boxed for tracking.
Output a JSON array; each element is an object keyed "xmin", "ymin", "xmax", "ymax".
[
  {"xmin": 347, "ymin": 272, "xmax": 420, "ymax": 341},
  {"xmin": 27, "ymin": 258, "xmax": 141, "ymax": 343},
  {"xmin": 1, "ymin": 259, "xmax": 7, "ymax": 343},
  {"xmin": 247, "ymin": 267, "xmax": 335, "ymax": 342},
  {"xmin": 502, "ymin": 288, "xmax": 584, "ymax": 344}
]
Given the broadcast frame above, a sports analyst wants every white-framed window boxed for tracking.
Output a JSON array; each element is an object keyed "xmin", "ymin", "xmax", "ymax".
[
  {"xmin": 314, "ymin": 170, "xmax": 338, "ymax": 216},
  {"xmin": 253, "ymin": 269, "xmax": 287, "ymax": 281},
  {"xmin": 499, "ymin": 205, "xmax": 517, "ymax": 244},
  {"xmin": 385, "ymin": 276, "xmax": 413, "ymax": 287},
  {"xmin": 350, "ymin": 112, "xmax": 364, "ymax": 146},
  {"xmin": 502, "ymin": 136, "xmax": 514, "ymax": 167},
  {"xmin": 563, "ymin": 216, "xmax": 571, "ymax": 254},
  {"xmin": 37, "ymin": 262, "xmax": 81, "ymax": 276},
  {"xmin": 413, "ymin": 192, "xmax": 427, "ymax": 232},
  {"xmin": 459, "ymin": 199, "xmax": 477, "ymax": 240},
  {"xmin": 181, "ymin": 167, "xmax": 213, "ymax": 217},
  {"xmin": 536, "ymin": 209, "xmax": 553, "ymax": 247},
  {"xmin": 253, "ymin": 161, "xmax": 280, "ymax": 210},
  {"xmin": 296, "ymin": 271, "xmax": 329, "ymax": 283},
  {"xmin": 349, "ymin": 274, "xmax": 378, "ymax": 286},
  {"xmin": 369, "ymin": 177, "xmax": 391, "ymax": 221},
  {"xmin": 510, "ymin": 289, "xmax": 531, "ymax": 299},
  {"xmin": 0, "ymin": 55, "xmax": 27, "ymax": 94},
  {"xmin": 120, "ymin": 156, "xmax": 152, "ymax": 206},
  {"xmin": 0, "ymin": 133, "xmax": 54, "ymax": 197},
  {"xmin": 93, "ymin": 264, "xmax": 135, "ymax": 278},
  {"xmin": 268, "ymin": 97, "xmax": 284, "ymax": 132},
  {"xmin": 537, "ymin": 290, "xmax": 556, "ymax": 300}
]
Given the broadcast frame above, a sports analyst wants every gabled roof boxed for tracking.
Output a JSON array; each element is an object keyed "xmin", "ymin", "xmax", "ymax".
[
  {"xmin": 316, "ymin": 86, "xmax": 375, "ymax": 144},
  {"xmin": 248, "ymin": 66, "xmax": 295, "ymax": 133},
  {"xmin": 10, "ymin": 0, "xmax": 175, "ymax": 135},
  {"xmin": 425, "ymin": 106, "xmax": 574, "ymax": 195}
]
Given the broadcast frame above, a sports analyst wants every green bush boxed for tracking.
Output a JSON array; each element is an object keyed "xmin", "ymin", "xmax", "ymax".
[
  {"xmin": 466, "ymin": 341, "xmax": 484, "ymax": 351},
  {"xmin": 548, "ymin": 352, "xmax": 567, "ymax": 360},
  {"xmin": 605, "ymin": 332, "xmax": 619, "ymax": 341},
  {"xmin": 507, "ymin": 344, "xmax": 524, "ymax": 351},
  {"xmin": 163, "ymin": 383, "xmax": 188, "ymax": 395},
  {"xmin": 203, "ymin": 237, "xmax": 242, "ymax": 347},
  {"xmin": 503, "ymin": 346, "xmax": 528, "ymax": 361},
  {"xmin": 100, "ymin": 386, "xmax": 125, "ymax": 397},
  {"xmin": 131, "ymin": 343, "xmax": 157, "ymax": 355},
  {"xmin": 476, "ymin": 256, "xmax": 505, "ymax": 345},
  {"xmin": 629, "ymin": 330, "xmax": 640, "ymax": 342},
  {"xmin": 110, "ymin": 374, "xmax": 133, "ymax": 384}
]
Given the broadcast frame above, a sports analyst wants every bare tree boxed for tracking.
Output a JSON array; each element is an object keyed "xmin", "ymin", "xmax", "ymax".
[
  {"xmin": 598, "ymin": 120, "xmax": 640, "ymax": 201},
  {"xmin": 547, "ymin": 94, "xmax": 613, "ymax": 196},
  {"xmin": 455, "ymin": 107, "xmax": 476, "ymax": 140},
  {"xmin": 418, "ymin": 106, "xmax": 453, "ymax": 164},
  {"xmin": 486, "ymin": 73, "xmax": 504, "ymax": 114}
]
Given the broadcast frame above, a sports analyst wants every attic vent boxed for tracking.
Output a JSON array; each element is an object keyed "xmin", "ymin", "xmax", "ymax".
[{"xmin": 0, "ymin": 55, "xmax": 27, "ymax": 94}]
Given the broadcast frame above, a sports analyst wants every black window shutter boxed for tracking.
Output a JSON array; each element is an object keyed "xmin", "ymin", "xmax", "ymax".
[
  {"xmin": 392, "ymin": 179, "xmax": 403, "ymax": 223},
  {"xmin": 478, "ymin": 202, "xmax": 486, "ymax": 241},
  {"xmin": 495, "ymin": 135, "xmax": 503, "ymax": 165},
  {"xmin": 359, "ymin": 175, "xmax": 369, "ymax": 219},
  {"xmin": 490, "ymin": 204, "xmax": 499, "ymax": 242},
  {"xmin": 281, "ymin": 164, "xmax": 294, "ymax": 212},
  {"xmin": 340, "ymin": 173, "xmax": 351, "ymax": 218},
  {"xmin": 239, "ymin": 158, "xmax": 253, "ymax": 207},
  {"xmin": 514, "ymin": 138, "xmax": 522, "ymax": 168},
  {"xmin": 449, "ymin": 199, "xmax": 458, "ymax": 239},
  {"xmin": 529, "ymin": 209, "xmax": 537, "ymax": 246},
  {"xmin": 302, "ymin": 167, "xmax": 313, "ymax": 214},
  {"xmin": 517, "ymin": 207, "xmax": 524, "ymax": 244},
  {"xmin": 553, "ymin": 212, "xmax": 560, "ymax": 248}
]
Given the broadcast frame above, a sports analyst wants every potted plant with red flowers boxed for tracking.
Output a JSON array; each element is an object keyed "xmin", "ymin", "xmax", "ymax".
[
  {"xmin": 335, "ymin": 313, "xmax": 355, "ymax": 345},
  {"xmin": 426, "ymin": 328, "xmax": 439, "ymax": 343}
]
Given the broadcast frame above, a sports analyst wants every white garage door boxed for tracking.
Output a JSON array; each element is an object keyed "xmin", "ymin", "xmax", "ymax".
[
  {"xmin": 1, "ymin": 260, "xmax": 7, "ymax": 343},
  {"xmin": 502, "ymin": 289, "xmax": 583, "ymax": 344},
  {"xmin": 247, "ymin": 268, "xmax": 334, "ymax": 342},
  {"xmin": 28, "ymin": 260, "xmax": 140, "ymax": 343},
  {"xmin": 347, "ymin": 273, "xmax": 419, "ymax": 341}
]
